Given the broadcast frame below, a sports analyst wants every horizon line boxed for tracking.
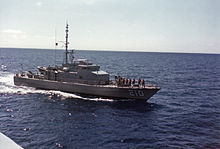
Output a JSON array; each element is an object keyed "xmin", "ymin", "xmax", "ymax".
[{"xmin": 0, "ymin": 47, "xmax": 219, "ymax": 55}]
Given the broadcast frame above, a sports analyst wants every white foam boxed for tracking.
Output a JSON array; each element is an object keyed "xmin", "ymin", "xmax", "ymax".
[
  {"xmin": 0, "ymin": 72, "xmax": 35, "ymax": 94},
  {"xmin": 0, "ymin": 72, "xmax": 113, "ymax": 102}
]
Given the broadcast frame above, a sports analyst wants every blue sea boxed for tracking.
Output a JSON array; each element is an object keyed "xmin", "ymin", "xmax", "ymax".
[{"xmin": 0, "ymin": 48, "xmax": 219, "ymax": 148}]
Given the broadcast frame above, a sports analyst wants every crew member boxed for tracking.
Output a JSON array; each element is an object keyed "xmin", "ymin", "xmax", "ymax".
[
  {"xmin": 142, "ymin": 79, "xmax": 145, "ymax": 88},
  {"xmin": 118, "ymin": 78, "xmax": 121, "ymax": 86},
  {"xmin": 138, "ymin": 78, "xmax": 141, "ymax": 86},
  {"xmin": 132, "ymin": 79, "xmax": 135, "ymax": 87},
  {"xmin": 122, "ymin": 78, "xmax": 125, "ymax": 86},
  {"xmin": 128, "ymin": 79, "xmax": 131, "ymax": 87},
  {"xmin": 125, "ymin": 78, "xmax": 128, "ymax": 85}
]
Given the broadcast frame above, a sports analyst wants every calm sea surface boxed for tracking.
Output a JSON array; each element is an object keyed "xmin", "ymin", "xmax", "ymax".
[{"xmin": 0, "ymin": 48, "xmax": 219, "ymax": 148}]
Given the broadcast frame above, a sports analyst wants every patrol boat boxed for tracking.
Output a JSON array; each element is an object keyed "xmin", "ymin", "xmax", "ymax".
[{"xmin": 14, "ymin": 24, "xmax": 160, "ymax": 102}]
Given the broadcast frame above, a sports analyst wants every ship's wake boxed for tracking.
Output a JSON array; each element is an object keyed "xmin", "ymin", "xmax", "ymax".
[{"xmin": 0, "ymin": 72, "xmax": 113, "ymax": 102}]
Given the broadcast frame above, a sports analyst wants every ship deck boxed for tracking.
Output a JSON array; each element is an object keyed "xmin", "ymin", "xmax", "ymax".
[{"xmin": 15, "ymin": 74, "xmax": 160, "ymax": 90}]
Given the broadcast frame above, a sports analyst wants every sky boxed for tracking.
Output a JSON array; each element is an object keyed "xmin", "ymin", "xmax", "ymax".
[{"xmin": 0, "ymin": 0, "xmax": 219, "ymax": 53}]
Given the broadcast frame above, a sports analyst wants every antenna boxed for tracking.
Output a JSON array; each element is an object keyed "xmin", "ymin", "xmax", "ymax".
[
  {"xmin": 65, "ymin": 23, "xmax": 69, "ymax": 64},
  {"xmin": 54, "ymin": 27, "xmax": 57, "ymax": 66},
  {"xmin": 20, "ymin": 63, "xmax": 24, "ymax": 75}
]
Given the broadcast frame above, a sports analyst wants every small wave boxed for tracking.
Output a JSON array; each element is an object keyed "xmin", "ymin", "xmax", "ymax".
[
  {"xmin": 0, "ymin": 72, "xmax": 113, "ymax": 102},
  {"xmin": 0, "ymin": 72, "xmax": 36, "ymax": 95}
]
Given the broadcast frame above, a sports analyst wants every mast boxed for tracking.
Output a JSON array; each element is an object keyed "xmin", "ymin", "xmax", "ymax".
[{"xmin": 65, "ymin": 23, "xmax": 69, "ymax": 64}]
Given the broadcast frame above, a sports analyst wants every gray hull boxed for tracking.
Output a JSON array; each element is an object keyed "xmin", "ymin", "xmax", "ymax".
[{"xmin": 14, "ymin": 76, "xmax": 160, "ymax": 102}]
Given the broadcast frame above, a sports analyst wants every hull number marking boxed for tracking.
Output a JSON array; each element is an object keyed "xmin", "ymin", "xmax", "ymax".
[{"xmin": 129, "ymin": 90, "xmax": 144, "ymax": 97}]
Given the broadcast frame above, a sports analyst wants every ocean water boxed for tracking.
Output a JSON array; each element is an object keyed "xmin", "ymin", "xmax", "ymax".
[{"xmin": 0, "ymin": 48, "xmax": 219, "ymax": 148}]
